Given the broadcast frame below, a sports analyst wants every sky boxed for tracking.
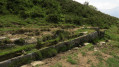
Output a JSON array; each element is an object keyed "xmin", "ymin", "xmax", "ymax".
[{"xmin": 74, "ymin": 0, "xmax": 119, "ymax": 18}]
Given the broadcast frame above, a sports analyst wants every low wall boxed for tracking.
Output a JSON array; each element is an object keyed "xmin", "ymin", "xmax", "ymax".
[{"xmin": 0, "ymin": 31, "xmax": 104, "ymax": 67}]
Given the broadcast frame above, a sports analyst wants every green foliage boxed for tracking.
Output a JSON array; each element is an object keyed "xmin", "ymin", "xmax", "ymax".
[
  {"xmin": 15, "ymin": 38, "xmax": 25, "ymax": 45},
  {"xmin": 50, "ymin": 63, "xmax": 62, "ymax": 67},
  {"xmin": 105, "ymin": 25, "xmax": 119, "ymax": 41},
  {"xmin": 93, "ymin": 51, "xmax": 102, "ymax": 57},
  {"xmin": 67, "ymin": 56, "xmax": 77, "ymax": 64},
  {"xmin": 81, "ymin": 51, "xmax": 87, "ymax": 56},
  {"xmin": 57, "ymin": 45, "xmax": 67, "ymax": 52},
  {"xmin": 0, "ymin": 44, "xmax": 35, "ymax": 56},
  {"xmin": 0, "ymin": 0, "xmax": 118, "ymax": 28},
  {"xmin": 0, "ymin": 38, "xmax": 11, "ymax": 46},
  {"xmin": 35, "ymin": 51, "xmax": 43, "ymax": 60},
  {"xmin": 36, "ymin": 38, "xmax": 43, "ymax": 48},
  {"xmin": 106, "ymin": 57, "xmax": 119, "ymax": 67},
  {"xmin": 41, "ymin": 48, "xmax": 57, "ymax": 58},
  {"xmin": 54, "ymin": 30, "xmax": 70, "ymax": 40},
  {"xmin": 46, "ymin": 14, "xmax": 61, "ymax": 23}
]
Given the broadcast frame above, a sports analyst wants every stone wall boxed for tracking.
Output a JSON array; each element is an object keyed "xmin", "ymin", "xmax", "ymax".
[{"xmin": 0, "ymin": 31, "xmax": 104, "ymax": 67}]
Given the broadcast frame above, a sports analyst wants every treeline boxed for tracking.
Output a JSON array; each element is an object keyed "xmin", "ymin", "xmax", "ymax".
[{"xmin": 0, "ymin": 0, "xmax": 118, "ymax": 28}]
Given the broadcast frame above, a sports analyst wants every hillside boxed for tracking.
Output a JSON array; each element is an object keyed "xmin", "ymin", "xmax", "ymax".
[
  {"xmin": 0, "ymin": 0, "xmax": 119, "ymax": 67},
  {"xmin": 0, "ymin": 0, "xmax": 118, "ymax": 28}
]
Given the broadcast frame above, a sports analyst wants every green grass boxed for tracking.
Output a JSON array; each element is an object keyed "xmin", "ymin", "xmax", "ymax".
[
  {"xmin": 0, "ymin": 27, "xmax": 20, "ymax": 32},
  {"xmin": 75, "ymin": 29, "xmax": 95, "ymax": 34},
  {"xmin": 67, "ymin": 56, "xmax": 77, "ymax": 64},
  {"xmin": 93, "ymin": 51, "xmax": 102, "ymax": 57},
  {"xmin": 81, "ymin": 51, "xmax": 87, "ymax": 56},
  {"xmin": 0, "ymin": 44, "xmax": 35, "ymax": 56},
  {"xmin": 50, "ymin": 63, "xmax": 62, "ymax": 67},
  {"xmin": 106, "ymin": 57, "xmax": 119, "ymax": 67}
]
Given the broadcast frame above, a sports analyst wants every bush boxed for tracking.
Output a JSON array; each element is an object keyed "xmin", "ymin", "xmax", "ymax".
[
  {"xmin": 53, "ymin": 30, "xmax": 70, "ymax": 40},
  {"xmin": 36, "ymin": 38, "xmax": 44, "ymax": 48},
  {"xmin": 35, "ymin": 51, "xmax": 43, "ymax": 60},
  {"xmin": 57, "ymin": 45, "xmax": 67, "ymax": 52},
  {"xmin": 0, "ymin": 38, "xmax": 12, "ymax": 46},
  {"xmin": 15, "ymin": 38, "xmax": 25, "ymax": 45},
  {"xmin": 46, "ymin": 14, "xmax": 61, "ymax": 23},
  {"xmin": 41, "ymin": 48, "xmax": 57, "ymax": 58}
]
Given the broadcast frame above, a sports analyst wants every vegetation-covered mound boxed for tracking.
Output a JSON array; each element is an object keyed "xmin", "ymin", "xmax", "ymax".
[{"xmin": 0, "ymin": 0, "xmax": 118, "ymax": 28}]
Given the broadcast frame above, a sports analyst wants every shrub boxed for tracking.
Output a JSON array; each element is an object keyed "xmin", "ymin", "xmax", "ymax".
[
  {"xmin": 57, "ymin": 45, "xmax": 67, "ymax": 52},
  {"xmin": 0, "ymin": 38, "xmax": 12, "ymax": 46},
  {"xmin": 46, "ymin": 14, "xmax": 61, "ymax": 23},
  {"xmin": 15, "ymin": 38, "xmax": 25, "ymax": 45},
  {"xmin": 53, "ymin": 30, "xmax": 70, "ymax": 41},
  {"xmin": 35, "ymin": 51, "xmax": 43, "ymax": 60},
  {"xmin": 36, "ymin": 38, "xmax": 44, "ymax": 49},
  {"xmin": 41, "ymin": 48, "xmax": 57, "ymax": 58}
]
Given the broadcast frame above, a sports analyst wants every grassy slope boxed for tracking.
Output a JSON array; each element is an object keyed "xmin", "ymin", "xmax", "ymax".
[{"xmin": 0, "ymin": 0, "xmax": 118, "ymax": 28}]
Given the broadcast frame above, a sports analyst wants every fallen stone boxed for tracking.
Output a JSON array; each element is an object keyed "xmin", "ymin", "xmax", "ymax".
[
  {"xmin": 0, "ymin": 37, "xmax": 7, "ymax": 40},
  {"xmin": 84, "ymin": 43, "xmax": 90, "ymax": 46},
  {"xmin": 7, "ymin": 34, "xmax": 12, "ymax": 37},
  {"xmin": 99, "ymin": 42, "xmax": 106, "ymax": 45},
  {"xmin": 73, "ymin": 47, "xmax": 79, "ymax": 50},
  {"xmin": 21, "ymin": 64, "xmax": 32, "ymax": 67},
  {"xmin": 25, "ymin": 37, "xmax": 37, "ymax": 44},
  {"xmin": 94, "ymin": 48, "xmax": 98, "ymax": 51},
  {"xmin": 82, "ymin": 31, "xmax": 88, "ymax": 34},
  {"xmin": 31, "ymin": 61, "xmax": 45, "ymax": 66},
  {"xmin": 10, "ymin": 38, "xmax": 20, "ymax": 42}
]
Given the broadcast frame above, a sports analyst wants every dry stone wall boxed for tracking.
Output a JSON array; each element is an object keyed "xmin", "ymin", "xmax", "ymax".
[{"xmin": 0, "ymin": 31, "xmax": 104, "ymax": 67}]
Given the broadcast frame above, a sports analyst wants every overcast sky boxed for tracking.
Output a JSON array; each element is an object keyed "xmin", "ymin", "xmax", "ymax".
[{"xmin": 74, "ymin": 0, "xmax": 119, "ymax": 18}]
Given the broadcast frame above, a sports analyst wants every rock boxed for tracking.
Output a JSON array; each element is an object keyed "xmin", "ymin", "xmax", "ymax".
[
  {"xmin": 73, "ymin": 47, "xmax": 79, "ymax": 50},
  {"xmin": 0, "ymin": 37, "xmax": 7, "ymax": 40},
  {"xmin": 10, "ymin": 38, "xmax": 20, "ymax": 42},
  {"xmin": 21, "ymin": 65, "xmax": 32, "ymax": 67},
  {"xmin": 99, "ymin": 42, "xmax": 106, "ymax": 45},
  {"xmin": 25, "ymin": 37, "xmax": 37, "ymax": 44},
  {"xmin": 94, "ymin": 48, "xmax": 98, "ymax": 51},
  {"xmin": 82, "ymin": 31, "xmax": 88, "ymax": 34},
  {"xmin": 84, "ymin": 43, "xmax": 90, "ymax": 46},
  {"xmin": 7, "ymin": 34, "xmax": 12, "ymax": 37},
  {"xmin": 105, "ymin": 40, "xmax": 111, "ymax": 42},
  {"xmin": 31, "ymin": 61, "xmax": 45, "ymax": 66}
]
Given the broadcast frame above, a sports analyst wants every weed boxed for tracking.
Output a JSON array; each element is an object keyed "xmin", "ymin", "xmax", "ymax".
[
  {"xmin": 106, "ymin": 57, "xmax": 119, "ymax": 67},
  {"xmin": 87, "ymin": 59, "xmax": 92, "ymax": 64},
  {"xmin": 41, "ymin": 48, "xmax": 57, "ymax": 58},
  {"xmin": 67, "ymin": 56, "xmax": 77, "ymax": 64},
  {"xmin": 35, "ymin": 51, "xmax": 43, "ymax": 60},
  {"xmin": 81, "ymin": 51, "xmax": 87, "ymax": 56},
  {"xmin": 93, "ymin": 51, "xmax": 102, "ymax": 57},
  {"xmin": 50, "ymin": 63, "xmax": 62, "ymax": 67},
  {"xmin": 15, "ymin": 38, "xmax": 25, "ymax": 45},
  {"xmin": 36, "ymin": 38, "xmax": 44, "ymax": 48}
]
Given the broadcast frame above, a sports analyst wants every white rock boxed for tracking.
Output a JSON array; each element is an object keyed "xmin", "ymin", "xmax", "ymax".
[
  {"xmin": 83, "ymin": 31, "xmax": 88, "ymax": 34},
  {"xmin": 0, "ymin": 37, "xmax": 7, "ymax": 40},
  {"xmin": 21, "ymin": 65, "xmax": 32, "ymax": 67},
  {"xmin": 99, "ymin": 42, "xmax": 106, "ymax": 45},
  {"xmin": 84, "ymin": 43, "xmax": 90, "ymax": 46},
  {"xmin": 31, "ymin": 61, "xmax": 45, "ymax": 66},
  {"xmin": 73, "ymin": 47, "xmax": 79, "ymax": 50},
  {"xmin": 10, "ymin": 38, "xmax": 20, "ymax": 42},
  {"xmin": 94, "ymin": 48, "xmax": 98, "ymax": 51}
]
